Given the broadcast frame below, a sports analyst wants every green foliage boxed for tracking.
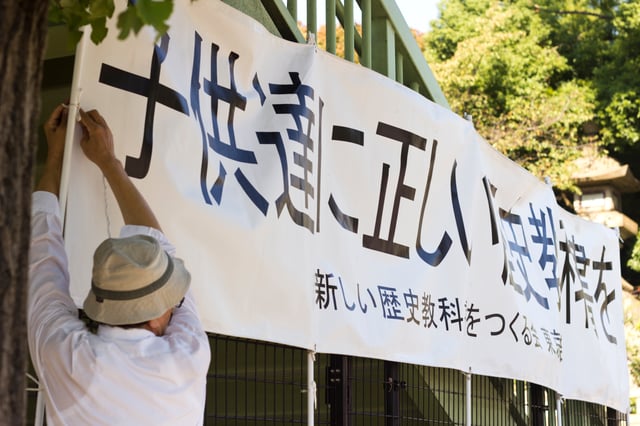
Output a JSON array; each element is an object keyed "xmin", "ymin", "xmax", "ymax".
[
  {"xmin": 625, "ymin": 311, "xmax": 640, "ymax": 385},
  {"xmin": 48, "ymin": 0, "xmax": 114, "ymax": 44},
  {"xmin": 428, "ymin": 0, "xmax": 491, "ymax": 60},
  {"xmin": 48, "ymin": 0, "xmax": 174, "ymax": 45},
  {"xmin": 425, "ymin": 0, "xmax": 596, "ymax": 191},
  {"xmin": 594, "ymin": 2, "xmax": 640, "ymax": 150},
  {"xmin": 118, "ymin": 0, "xmax": 173, "ymax": 40},
  {"xmin": 534, "ymin": 0, "xmax": 616, "ymax": 81},
  {"xmin": 427, "ymin": 0, "xmax": 640, "ymax": 275},
  {"xmin": 629, "ymin": 236, "xmax": 640, "ymax": 272},
  {"xmin": 600, "ymin": 91, "xmax": 640, "ymax": 148},
  {"xmin": 531, "ymin": 0, "xmax": 640, "ymax": 152}
]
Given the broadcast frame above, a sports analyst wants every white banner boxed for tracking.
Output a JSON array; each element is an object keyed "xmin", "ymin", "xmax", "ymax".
[{"xmin": 64, "ymin": 0, "xmax": 629, "ymax": 413}]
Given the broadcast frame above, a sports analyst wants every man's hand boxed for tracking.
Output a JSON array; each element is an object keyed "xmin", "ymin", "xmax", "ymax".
[
  {"xmin": 78, "ymin": 109, "xmax": 118, "ymax": 172},
  {"xmin": 36, "ymin": 104, "xmax": 70, "ymax": 195},
  {"xmin": 78, "ymin": 108, "xmax": 162, "ymax": 230},
  {"xmin": 43, "ymin": 104, "xmax": 68, "ymax": 162}
]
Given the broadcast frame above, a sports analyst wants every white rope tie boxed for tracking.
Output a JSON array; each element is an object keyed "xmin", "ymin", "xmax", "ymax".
[{"xmin": 103, "ymin": 175, "xmax": 112, "ymax": 238}]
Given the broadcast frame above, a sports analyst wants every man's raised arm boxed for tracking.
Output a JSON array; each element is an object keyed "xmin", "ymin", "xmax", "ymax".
[{"xmin": 78, "ymin": 109, "xmax": 161, "ymax": 231}]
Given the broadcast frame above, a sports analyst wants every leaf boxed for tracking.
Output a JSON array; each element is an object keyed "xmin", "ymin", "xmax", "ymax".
[
  {"xmin": 135, "ymin": 0, "xmax": 173, "ymax": 35},
  {"xmin": 90, "ymin": 16, "xmax": 109, "ymax": 44},
  {"xmin": 116, "ymin": 5, "xmax": 144, "ymax": 40},
  {"xmin": 89, "ymin": 0, "xmax": 115, "ymax": 18},
  {"xmin": 67, "ymin": 28, "xmax": 84, "ymax": 47},
  {"xmin": 135, "ymin": 0, "xmax": 173, "ymax": 24},
  {"xmin": 48, "ymin": 0, "xmax": 65, "ymax": 24},
  {"xmin": 50, "ymin": 0, "xmax": 177, "ymax": 45},
  {"xmin": 59, "ymin": 0, "xmax": 89, "ymax": 9}
]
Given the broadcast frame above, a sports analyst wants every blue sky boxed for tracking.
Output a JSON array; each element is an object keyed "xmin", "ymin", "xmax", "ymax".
[{"xmin": 297, "ymin": 1, "xmax": 440, "ymax": 33}]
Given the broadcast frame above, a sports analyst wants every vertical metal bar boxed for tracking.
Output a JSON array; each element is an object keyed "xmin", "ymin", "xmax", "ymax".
[
  {"xmin": 493, "ymin": 378, "xmax": 496, "ymax": 426},
  {"xmin": 344, "ymin": 357, "xmax": 350, "ymax": 425},
  {"xmin": 287, "ymin": 0, "xmax": 297, "ymax": 21},
  {"xmin": 307, "ymin": 0, "xmax": 317, "ymax": 38},
  {"xmin": 234, "ymin": 340, "xmax": 238, "ymax": 421},
  {"xmin": 271, "ymin": 344, "xmax": 275, "ymax": 422},
  {"xmin": 481, "ymin": 374, "xmax": 484, "ymax": 425},
  {"xmin": 59, "ymin": 28, "xmax": 90, "ymax": 224},
  {"xmin": 307, "ymin": 350, "xmax": 315, "ymax": 426},
  {"xmin": 371, "ymin": 17, "xmax": 396, "ymax": 79},
  {"xmin": 344, "ymin": 0, "xmax": 354, "ymax": 62},
  {"xmin": 360, "ymin": 0, "xmax": 371, "ymax": 67},
  {"xmin": 384, "ymin": 361, "xmax": 399, "ymax": 426},
  {"xmin": 465, "ymin": 370, "xmax": 472, "ymax": 426},
  {"xmin": 486, "ymin": 377, "xmax": 489, "ymax": 424},
  {"xmin": 263, "ymin": 343, "xmax": 267, "ymax": 422},
  {"xmin": 396, "ymin": 51, "xmax": 404, "ymax": 84},
  {"xmin": 253, "ymin": 340, "xmax": 257, "ymax": 422},
  {"xmin": 34, "ymin": 383, "xmax": 45, "ymax": 426},
  {"xmin": 607, "ymin": 407, "xmax": 618, "ymax": 426},
  {"xmin": 245, "ymin": 340, "xmax": 248, "ymax": 426},
  {"xmin": 223, "ymin": 337, "xmax": 228, "ymax": 418},
  {"xmin": 328, "ymin": 355, "xmax": 347, "ymax": 425},
  {"xmin": 557, "ymin": 394, "xmax": 563, "ymax": 426},
  {"xmin": 280, "ymin": 347, "xmax": 284, "ymax": 423},
  {"xmin": 303, "ymin": 349, "xmax": 306, "ymax": 421},
  {"xmin": 293, "ymin": 348, "xmax": 297, "ymax": 422},
  {"xmin": 531, "ymin": 383, "xmax": 545, "ymax": 426},
  {"xmin": 417, "ymin": 366, "xmax": 422, "ymax": 424},
  {"xmin": 281, "ymin": 347, "xmax": 286, "ymax": 424},
  {"xmin": 326, "ymin": 0, "xmax": 336, "ymax": 54},
  {"xmin": 398, "ymin": 364, "xmax": 403, "ymax": 422},
  {"xmin": 372, "ymin": 358, "xmax": 377, "ymax": 425},
  {"xmin": 453, "ymin": 369, "xmax": 456, "ymax": 424},
  {"xmin": 441, "ymin": 368, "xmax": 445, "ymax": 422},
  {"xmin": 211, "ymin": 336, "xmax": 216, "ymax": 419}
]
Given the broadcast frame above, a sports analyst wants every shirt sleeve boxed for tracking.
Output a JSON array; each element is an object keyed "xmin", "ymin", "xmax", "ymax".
[
  {"xmin": 119, "ymin": 225, "xmax": 177, "ymax": 256},
  {"xmin": 28, "ymin": 191, "xmax": 88, "ymax": 375}
]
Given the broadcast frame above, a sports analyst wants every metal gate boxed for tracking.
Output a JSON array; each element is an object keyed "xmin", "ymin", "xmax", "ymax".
[{"xmin": 204, "ymin": 334, "xmax": 627, "ymax": 426}]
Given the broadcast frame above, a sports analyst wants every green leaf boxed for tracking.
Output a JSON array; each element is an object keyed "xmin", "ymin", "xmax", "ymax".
[
  {"xmin": 48, "ymin": 1, "xmax": 65, "ymax": 25},
  {"xmin": 67, "ymin": 28, "xmax": 84, "ymax": 47},
  {"xmin": 59, "ymin": 0, "xmax": 89, "ymax": 9},
  {"xmin": 136, "ymin": 0, "xmax": 173, "ymax": 24},
  {"xmin": 135, "ymin": 0, "xmax": 173, "ymax": 35},
  {"xmin": 90, "ymin": 16, "xmax": 109, "ymax": 44},
  {"xmin": 116, "ymin": 5, "xmax": 144, "ymax": 40},
  {"xmin": 89, "ymin": 0, "xmax": 115, "ymax": 18}
]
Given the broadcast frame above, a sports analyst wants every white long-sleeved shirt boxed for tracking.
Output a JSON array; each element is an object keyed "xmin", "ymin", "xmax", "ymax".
[{"xmin": 28, "ymin": 191, "xmax": 211, "ymax": 425}]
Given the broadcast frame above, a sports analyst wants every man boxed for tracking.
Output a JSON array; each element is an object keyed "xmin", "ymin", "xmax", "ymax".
[{"xmin": 28, "ymin": 104, "xmax": 211, "ymax": 425}]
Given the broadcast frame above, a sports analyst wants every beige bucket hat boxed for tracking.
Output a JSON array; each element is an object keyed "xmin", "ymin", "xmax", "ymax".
[{"xmin": 83, "ymin": 234, "xmax": 190, "ymax": 325}]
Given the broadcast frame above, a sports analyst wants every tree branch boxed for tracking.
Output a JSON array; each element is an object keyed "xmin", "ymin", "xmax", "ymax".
[{"xmin": 532, "ymin": 4, "xmax": 614, "ymax": 20}]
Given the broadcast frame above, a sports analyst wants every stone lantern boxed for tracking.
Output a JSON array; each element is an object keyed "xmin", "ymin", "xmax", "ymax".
[{"xmin": 573, "ymin": 153, "xmax": 640, "ymax": 241}]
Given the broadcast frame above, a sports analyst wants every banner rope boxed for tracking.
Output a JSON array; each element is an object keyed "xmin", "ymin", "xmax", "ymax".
[{"xmin": 102, "ymin": 176, "xmax": 112, "ymax": 238}]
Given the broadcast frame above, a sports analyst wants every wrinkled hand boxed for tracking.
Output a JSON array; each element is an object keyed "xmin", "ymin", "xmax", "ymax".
[
  {"xmin": 43, "ymin": 104, "xmax": 68, "ymax": 163},
  {"xmin": 78, "ymin": 108, "xmax": 161, "ymax": 230},
  {"xmin": 78, "ymin": 109, "xmax": 117, "ymax": 171},
  {"xmin": 36, "ymin": 104, "xmax": 70, "ymax": 195}
]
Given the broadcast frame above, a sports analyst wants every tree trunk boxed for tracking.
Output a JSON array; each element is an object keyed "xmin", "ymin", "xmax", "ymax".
[{"xmin": 0, "ymin": 1, "xmax": 49, "ymax": 424}]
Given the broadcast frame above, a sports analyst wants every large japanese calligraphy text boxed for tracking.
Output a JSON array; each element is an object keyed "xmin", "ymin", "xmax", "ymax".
[{"xmin": 63, "ymin": 0, "xmax": 629, "ymax": 413}]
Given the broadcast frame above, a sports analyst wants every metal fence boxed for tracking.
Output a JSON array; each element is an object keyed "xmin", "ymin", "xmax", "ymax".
[
  {"xmin": 246, "ymin": 0, "xmax": 449, "ymax": 108},
  {"xmin": 563, "ymin": 400, "xmax": 628, "ymax": 426},
  {"xmin": 206, "ymin": 333, "xmax": 310, "ymax": 424},
  {"xmin": 24, "ymin": 332, "xmax": 629, "ymax": 425},
  {"xmin": 205, "ymin": 333, "xmax": 628, "ymax": 426}
]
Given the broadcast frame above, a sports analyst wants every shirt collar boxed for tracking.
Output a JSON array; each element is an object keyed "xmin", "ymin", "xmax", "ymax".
[{"xmin": 97, "ymin": 324, "xmax": 155, "ymax": 341}]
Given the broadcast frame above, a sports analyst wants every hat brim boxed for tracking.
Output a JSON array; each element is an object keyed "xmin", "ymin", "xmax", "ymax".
[{"xmin": 83, "ymin": 257, "xmax": 190, "ymax": 325}]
